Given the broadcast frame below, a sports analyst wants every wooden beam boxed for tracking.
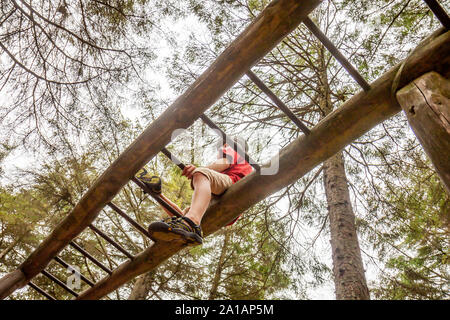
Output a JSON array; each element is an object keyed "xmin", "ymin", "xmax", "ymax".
[
  {"xmin": 303, "ymin": 17, "xmax": 371, "ymax": 91},
  {"xmin": 423, "ymin": 0, "xmax": 450, "ymax": 29},
  {"xmin": 0, "ymin": 0, "xmax": 322, "ymax": 298},
  {"xmin": 41, "ymin": 270, "xmax": 79, "ymax": 297},
  {"xmin": 246, "ymin": 70, "xmax": 311, "ymax": 134},
  {"xmin": 75, "ymin": 30, "xmax": 450, "ymax": 300},
  {"xmin": 396, "ymin": 71, "xmax": 450, "ymax": 194},
  {"xmin": 28, "ymin": 282, "xmax": 56, "ymax": 300},
  {"xmin": 0, "ymin": 269, "xmax": 27, "ymax": 300}
]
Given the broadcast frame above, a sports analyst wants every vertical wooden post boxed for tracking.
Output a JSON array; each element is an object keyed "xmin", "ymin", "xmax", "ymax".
[{"xmin": 396, "ymin": 71, "xmax": 450, "ymax": 194}]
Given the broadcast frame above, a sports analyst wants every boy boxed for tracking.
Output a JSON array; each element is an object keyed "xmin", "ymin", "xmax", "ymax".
[{"xmin": 140, "ymin": 136, "xmax": 252, "ymax": 245}]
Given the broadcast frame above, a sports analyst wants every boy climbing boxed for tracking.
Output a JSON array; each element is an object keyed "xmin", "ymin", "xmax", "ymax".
[{"xmin": 137, "ymin": 136, "xmax": 253, "ymax": 246}]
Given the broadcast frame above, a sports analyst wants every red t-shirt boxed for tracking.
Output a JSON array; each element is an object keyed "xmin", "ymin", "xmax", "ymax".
[
  {"xmin": 220, "ymin": 146, "xmax": 253, "ymax": 183},
  {"xmin": 219, "ymin": 146, "xmax": 253, "ymax": 226}
]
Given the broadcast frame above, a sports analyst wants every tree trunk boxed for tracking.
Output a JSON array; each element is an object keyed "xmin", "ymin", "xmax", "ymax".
[
  {"xmin": 208, "ymin": 229, "xmax": 231, "ymax": 299},
  {"xmin": 127, "ymin": 271, "xmax": 156, "ymax": 300},
  {"xmin": 323, "ymin": 152, "xmax": 370, "ymax": 299},
  {"xmin": 396, "ymin": 71, "xmax": 450, "ymax": 194},
  {"xmin": 318, "ymin": 44, "xmax": 369, "ymax": 300}
]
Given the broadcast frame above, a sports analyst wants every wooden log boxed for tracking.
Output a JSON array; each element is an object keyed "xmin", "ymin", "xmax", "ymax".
[
  {"xmin": 28, "ymin": 282, "xmax": 56, "ymax": 300},
  {"xmin": 0, "ymin": 269, "xmax": 27, "ymax": 300},
  {"xmin": 76, "ymin": 30, "xmax": 450, "ymax": 300},
  {"xmin": 0, "ymin": 0, "xmax": 322, "ymax": 298},
  {"xmin": 246, "ymin": 70, "xmax": 311, "ymax": 134},
  {"xmin": 396, "ymin": 71, "xmax": 450, "ymax": 194},
  {"xmin": 423, "ymin": 0, "xmax": 450, "ymax": 29},
  {"xmin": 303, "ymin": 17, "xmax": 371, "ymax": 91}
]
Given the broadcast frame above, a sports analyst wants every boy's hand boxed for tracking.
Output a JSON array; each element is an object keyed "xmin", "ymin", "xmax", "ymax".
[{"xmin": 182, "ymin": 164, "xmax": 197, "ymax": 179}]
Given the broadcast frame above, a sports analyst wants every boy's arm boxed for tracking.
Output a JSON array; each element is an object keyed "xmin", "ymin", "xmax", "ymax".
[
  {"xmin": 206, "ymin": 157, "xmax": 231, "ymax": 173},
  {"xmin": 181, "ymin": 158, "xmax": 231, "ymax": 179}
]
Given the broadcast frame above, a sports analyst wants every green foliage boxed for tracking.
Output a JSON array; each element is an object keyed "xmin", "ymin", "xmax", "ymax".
[
  {"xmin": 162, "ymin": 205, "xmax": 294, "ymax": 300},
  {"xmin": 338, "ymin": 0, "xmax": 443, "ymax": 81},
  {"xmin": 371, "ymin": 161, "xmax": 449, "ymax": 299},
  {"xmin": 345, "ymin": 111, "xmax": 449, "ymax": 300}
]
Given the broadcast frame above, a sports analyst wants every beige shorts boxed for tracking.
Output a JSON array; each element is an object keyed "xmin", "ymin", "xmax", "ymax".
[{"xmin": 190, "ymin": 167, "xmax": 233, "ymax": 195}]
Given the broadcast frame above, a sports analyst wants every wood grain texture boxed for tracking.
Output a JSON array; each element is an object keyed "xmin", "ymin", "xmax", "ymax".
[
  {"xmin": 396, "ymin": 71, "xmax": 450, "ymax": 193},
  {"xmin": 0, "ymin": 269, "xmax": 27, "ymax": 300}
]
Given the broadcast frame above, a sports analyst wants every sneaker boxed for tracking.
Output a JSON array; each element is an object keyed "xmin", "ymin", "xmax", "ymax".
[
  {"xmin": 148, "ymin": 216, "xmax": 203, "ymax": 245},
  {"xmin": 135, "ymin": 168, "xmax": 162, "ymax": 194}
]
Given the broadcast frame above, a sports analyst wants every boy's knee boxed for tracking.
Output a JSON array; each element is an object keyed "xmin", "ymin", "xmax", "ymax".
[{"xmin": 192, "ymin": 172, "xmax": 209, "ymax": 185}]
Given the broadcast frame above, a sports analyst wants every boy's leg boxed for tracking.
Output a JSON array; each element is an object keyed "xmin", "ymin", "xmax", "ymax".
[
  {"xmin": 147, "ymin": 168, "xmax": 231, "ymax": 245},
  {"xmin": 184, "ymin": 173, "xmax": 212, "ymax": 225},
  {"xmin": 146, "ymin": 173, "xmax": 210, "ymax": 245}
]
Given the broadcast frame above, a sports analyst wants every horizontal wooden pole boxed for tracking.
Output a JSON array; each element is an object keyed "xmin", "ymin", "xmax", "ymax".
[
  {"xmin": 199, "ymin": 114, "xmax": 261, "ymax": 170},
  {"xmin": 0, "ymin": 269, "xmax": 27, "ymax": 300},
  {"xmin": 53, "ymin": 256, "xmax": 95, "ymax": 287},
  {"xmin": 88, "ymin": 225, "xmax": 134, "ymax": 260},
  {"xmin": 423, "ymin": 0, "xmax": 450, "ymax": 29},
  {"xmin": 107, "ymin": 202, "xmax": 150, "ymax": 238},
  {"xmin": 28, "ymin": 282, "xmax": 56, "ymax": 300},
  {"xmin": 303, "ymin": 17, "xmax": 371, "ymax": 91},
  {"xmin": 0, "ymin": 0, "xmax": 321, "ymax": 299},
  {"xmin": 68, "ymin": 241, "xmax": 112, "ymax": 275},
  {"xmin": 41, "ymin": 270, "xmax": 78, "ymax": 297},
  {"xmin": 246, "ymin": 69, "xmax": 311, "ymax": 134},
  {"xmin": 76, "ymin": 30, "xmax": 450, "ymax": 300}
]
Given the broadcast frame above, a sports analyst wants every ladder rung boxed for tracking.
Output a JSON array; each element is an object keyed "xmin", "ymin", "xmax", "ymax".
[
  {"xmin": 41, "ymin": 270, "xmax": 78, "ymax": 297},
  {"xmin": 160, "ymin": 147, "xmax": 186, "ymax": 170},
  {"xmin": 199, "ymin": 114, "xmax": 261, "ymax": 171},
  {"xmin": 303, "ymin": 17, "xmax": 371, "ymax": 91},
  {"xmin": 107, "ymin": 202, "xmax": 150, "ymax": 238},
  {"xmin": 423, "ymin": 0, "xmax": 450, "ymax": 29},
  {"xmin": 88, "ymin": 224, "xmax": 134, "ymax": 260},
  {"xmin": 131, "ymin": 177, "xmax": 184, "ymax": 218},
  {"xmin": 29, "ymin": 282, "xmax": 56, "ymax": 300},
  {"xmin": 53, "ymin": 256, "xmax": 95, "ymax": 287},
  {"xmin": 69, "ymin": 241, "xmax": 112, "ymax": 275},
  {"xmin": 246, "ymin": 69, "xmax": 311, "ymax": 134}
]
